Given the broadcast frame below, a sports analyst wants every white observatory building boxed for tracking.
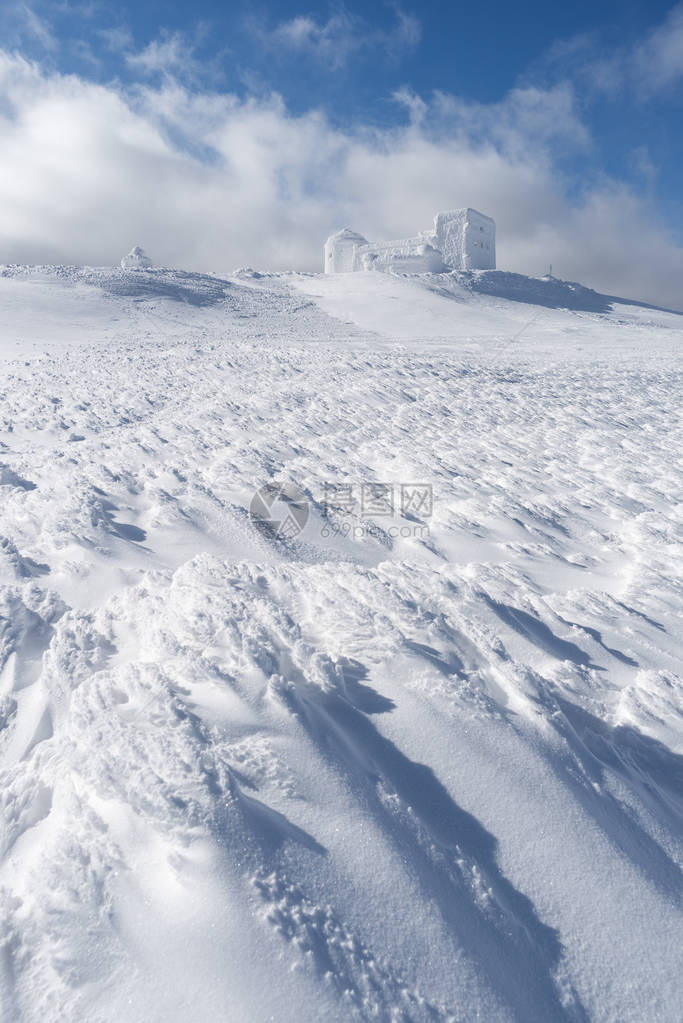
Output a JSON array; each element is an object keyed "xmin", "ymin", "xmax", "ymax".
[{"xmin": 324, "ymin": 208, "xmax": 495, "ymax": 274}]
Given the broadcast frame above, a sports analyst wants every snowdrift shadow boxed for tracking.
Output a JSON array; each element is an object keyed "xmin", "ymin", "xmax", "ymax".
[
  {"xmin": 110, "ymin": 520, "xmax": 147, "ymax": 543},
  {"xmin": 236, "ymin": 785, "xmax": 327, "ymax": 856},
  {"xmin": 96, "ymin": 497, "xmax": 147, "ymax": 545},
  {"xmin": 173, "ymin": 702, "xmax": 327, "ymax": 857},
  {"xmin": 0, "ymin": 597, "xmax": 57, "ymax": 690},
  {"xmin": 482, "ymin": 597, "xmax": 598, "ymax": 668},
  {"xmin": 555, "ymin": 617, "xmax": 638, "ymax": 667},
  {"xmin": 404, "ymin": 639, "xmax": 467, "ymax": 678},
  {"xmin": 337, "ymin": 656, "xmax": 396, "ymax": 713},
  {"xmin": 0, "ymin": 536, "xmax": 49, "ymax": 579},
  {"xmin": 0, "ymin": 466, "xmax": 37, "ymax": 491},
  {"xmin": 552, "ymin": 697, "xmax": 683, "ymax": 899},
  {"xmin": 281, "ymin": 678, "xmax": 588, "ymax": 1022}
]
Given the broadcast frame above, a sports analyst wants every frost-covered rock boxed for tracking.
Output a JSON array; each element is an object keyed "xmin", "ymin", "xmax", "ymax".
[{"xmin": 121, "ymin": 246, "xmax": 153, "ymax": 270}]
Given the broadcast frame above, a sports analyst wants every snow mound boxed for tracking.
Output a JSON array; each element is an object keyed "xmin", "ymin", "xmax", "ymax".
[
  {"xmin": 453, "ymin": 270, "xmax": 614, "ymax": 312},
  {"xmin": 446, "ymin": 270, "xmax": 683, "ymax": 315},
  {"xmin": 120, "ymin": 246, "xmax": 153, "ymax": 270},
  {"xmin": 103, "ymin": 267, "xmax": 229, "ymax": 305}
]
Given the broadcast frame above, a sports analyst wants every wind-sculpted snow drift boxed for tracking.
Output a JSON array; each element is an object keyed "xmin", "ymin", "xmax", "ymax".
[{"xmin": 0, "ymin": 264, "xmax": 681, "ymax": 1022}]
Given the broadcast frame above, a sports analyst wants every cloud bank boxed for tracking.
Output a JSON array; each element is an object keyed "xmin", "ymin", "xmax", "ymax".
[{"xmin": 0, "ymin": 49, "xmax": 682, "ymax": 308}]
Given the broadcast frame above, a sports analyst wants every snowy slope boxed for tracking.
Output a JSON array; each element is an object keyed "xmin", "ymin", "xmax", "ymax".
[{"xmin": 0, "ymin": 264, "xmax": 681, "ymax": 1023}]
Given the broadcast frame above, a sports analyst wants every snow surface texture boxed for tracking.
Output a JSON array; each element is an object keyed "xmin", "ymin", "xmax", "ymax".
[
  {"xmin": 324, "ymin": 209, "xmax": 496, "ymax": 274},
  {"xmin": 0, "ymin": 263, "xmax": 681, "ymax": 1023}
]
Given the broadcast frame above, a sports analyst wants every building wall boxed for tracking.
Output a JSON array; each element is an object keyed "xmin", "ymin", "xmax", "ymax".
[
  {"xmin": 354, "ymin": 238, "xmax": 446, "ymax": 274},
  {"xmin": 324, "ymin": 229, "xmax": 368, "ymax": 273},
  {"xmin": 434, "ymin": 209, "xmax": 495, "ymax": 271},
  {"xmin": 463, "ymin": 209, "xmax": 496, "ymax": 271},
  {"xmin": 432, "ymin": 210, "xmax": 467, "ymax": 269}
]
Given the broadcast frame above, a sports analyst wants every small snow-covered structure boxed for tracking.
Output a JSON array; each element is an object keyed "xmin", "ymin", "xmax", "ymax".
[
  {"xmin": 324, "ymin": 209, "xmax": 495, "ymax": 274},
  {"xmin": 323, "ymin": 229, "xmax": 370, "ymax": 274},
  {"xmin": 121, "ymin": 246, "xmax": 153, "ymax": 270}
]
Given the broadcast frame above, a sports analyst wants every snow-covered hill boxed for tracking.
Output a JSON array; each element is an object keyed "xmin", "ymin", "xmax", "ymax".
[{"xmin": 0, "ymin": 264, "xmax": 681, "ymax": 1022}]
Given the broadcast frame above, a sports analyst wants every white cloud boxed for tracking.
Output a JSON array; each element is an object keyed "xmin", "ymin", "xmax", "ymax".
[
  {"xmin": 98, "ymin": 25, "xmax": 134, "ymax": 54},
  {"xmin": 125, "ymin": 32, "xmax": 194, "ymax": 77},
  {"xmin": 538, "ymin": 3, "xmax": 683, "ymax": 101},
  {"xmin": 250, "ymin": 5, "xmax": 420, "ymax": 70},
  {"xmin": 0, "ymin": 1, "xmax": 103, "ymax": 56},
  {"xmin": 0, "ymin": 2, "xmax": 58, "ymax": 53},
  {"xmin": 0, "ymin": 50, "xmax": 682, "ymax": 309},
  {"xmin": 417, "ymin": 83, "xmax": 592, "ymax": 156},
  {"xmin": 629, "ymin": 144, "xmax": 658, "ymax": 194},
  {"xmin": 122, "ymin": 28, "xmax": 222, "ymax": 87},
  {"xmin": 632, "ymin": 2, "xmax": 683, "ymax": 96},
  {"xmin": 20, "ymin": 3, "xmax": 58, "ymax": 51}
]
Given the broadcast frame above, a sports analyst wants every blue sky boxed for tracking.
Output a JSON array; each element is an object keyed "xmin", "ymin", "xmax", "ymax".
[{"xmin": 1, "ymin": 1, "xmax": 682, "ymax": 305}]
